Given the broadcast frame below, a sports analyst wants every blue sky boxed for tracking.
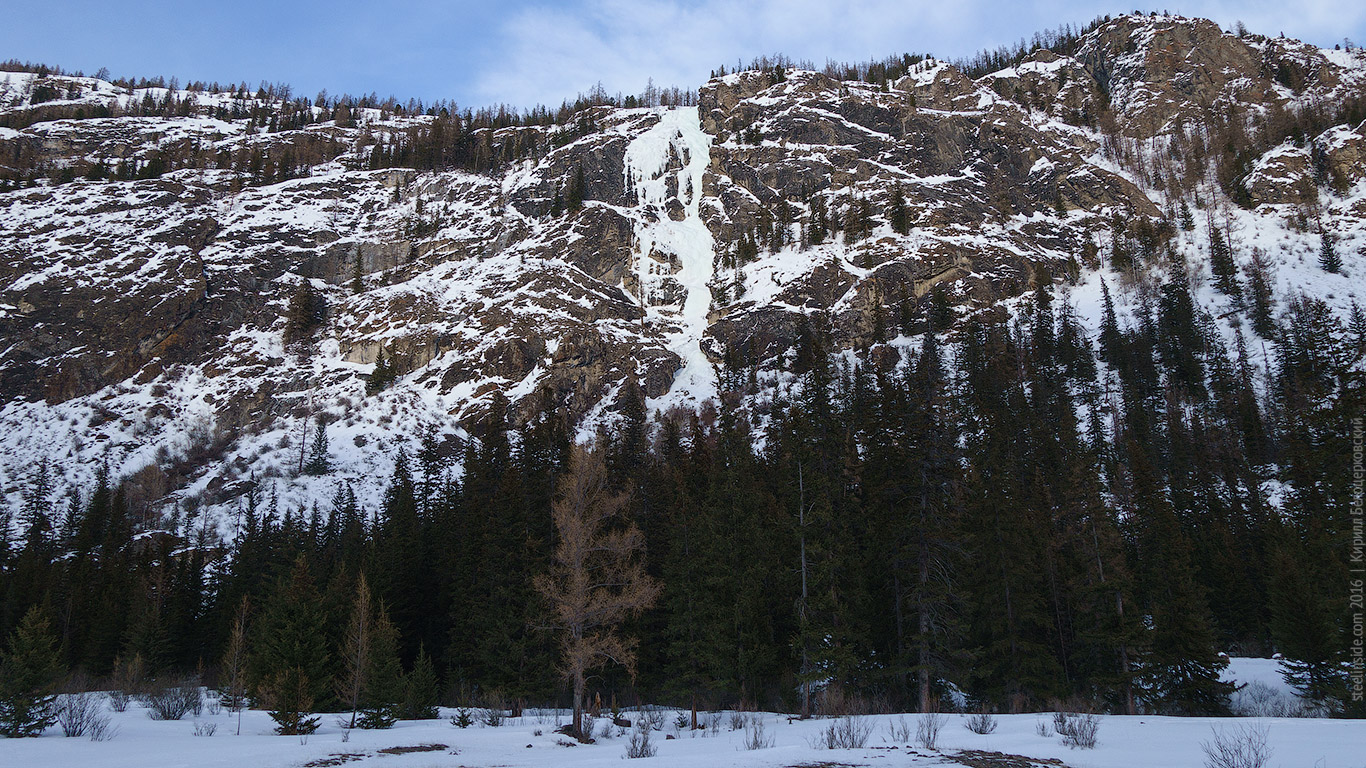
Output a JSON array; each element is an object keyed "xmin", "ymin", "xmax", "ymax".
[{"xmin": 4, "ymin": 1, "xmax": 1365, "ymax": 110}]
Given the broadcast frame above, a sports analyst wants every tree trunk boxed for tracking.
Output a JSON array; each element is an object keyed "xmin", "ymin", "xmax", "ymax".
[{"xmin": 573, "ymin": 669, "xmax": 585, "ymax": 741}]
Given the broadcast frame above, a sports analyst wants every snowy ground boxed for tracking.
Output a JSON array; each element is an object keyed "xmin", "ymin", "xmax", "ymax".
[
  {"xmin": 4, "ymin": 661, "xmax": 1362, "ymax": 768},
  {"xmin": 4, "ymin": 704, "xmax": 1364, "ymax": 768}
]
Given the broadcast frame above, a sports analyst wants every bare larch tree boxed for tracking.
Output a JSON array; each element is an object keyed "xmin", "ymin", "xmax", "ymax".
[{"xmin": 535, "ymin": 445, "xmax": 659, "ymax": 742}]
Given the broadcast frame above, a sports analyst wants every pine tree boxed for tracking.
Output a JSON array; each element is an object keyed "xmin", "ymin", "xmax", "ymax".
[
  {"xmin": 400, "ymin": 644, "xmax": 440, "ymax": 719},
  {"xmin": 284, "ymin": 280, "xmax": 327, "ymax": 345},
  {"xmin": 253, "ymin": 556, "xmax": 331, "ymax": 735},
  {"xmin": 350, "ymin": 247, "xmax": 364, "ymax": 294},
  {"xmin": 0, "ymin": 607, "xmax": 63, "ymax": 737},
  {"xmin": 889, "ymin": 187, "xmax": 909, "ymax": 235},
  {"xmin": 357, "ymin": 601, "xmax": 402, "ymax": 728},
  {"xmin": 566, "ymin": 165, "xmax": 585, "ymax": 214},
  {"xmin": 303, "ymin": 422, "xmax": 330, "ymax": 476},
  {"xmin": 1246, "ymin": 251, "xmax": 1277, "ymax": 338},
  {"xmin": 1208, "ymin": 223, "xmax": 1240, "ymax": 297},
  {"xmin": 1318, "ymin": 232, "xmax": 1341, "ymax": 273}
]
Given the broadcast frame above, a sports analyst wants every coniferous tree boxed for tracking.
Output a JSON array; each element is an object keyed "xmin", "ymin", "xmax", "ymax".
[
  {"xmin": 1246, "ymin": 250, "xmax": 1277, "ymax": 338},
  {"xmin": 400, "ymin": 644, "xmax": 440, "ymax": 719},
  {"xmin": 566, "ymin": 165, "xmax": 585, "ymax": 214},
  {"xmin": 889, "ymin": 187, "xmax": 909, "ymax": 235},
  {"xmin": 1208, "ymin": 223, "xmax": 1240, "ymax": 297},
  {"xmin": 220, "ymin": 597, "xmax": 250, "ymax": 723},
  {"xmin": 1268, "ymin": 533, "xmax": 1346, "ymax": 709},
  {"xmin": 350, "ymin": 247, "xmax": 364, "ymax": 294},
  {"xmin": 338, "ymin": 574, "xmax": 375, "ymax": 729},
  {"xmin": 1123, "ymin": 442, "xmax": 1233, "ymax": 715},
  {"xmin": 357, "ymin": 601, "xmax": 402, "ymax": 729},
  {"xmin": 284, "ymin": 280, "xmax": 327, "ymax": 346},
  {"xmin": 253, "ymin": 556, "xmax": 330, "ymax": 735},
  {"xmin": 304, "ymin": 422, "xmax": 330, "ymax": 476},
  {"xmin": 1318, "ymin": 232, "xmax": 1341, "ymax": 273},
  {"xmin": 0, "ymin": 607, "xmax": 63, "ymax": 737}
]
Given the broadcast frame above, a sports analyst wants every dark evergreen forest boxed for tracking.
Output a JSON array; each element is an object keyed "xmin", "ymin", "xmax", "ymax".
[{"xmin": 2, "ymin": 278, "xmax": 1360, "ymax": 721}]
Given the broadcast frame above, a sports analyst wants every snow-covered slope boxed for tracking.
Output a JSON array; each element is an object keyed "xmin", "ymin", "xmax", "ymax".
[{"xmin": 2, "ymin": 14, "xmax": 1365, "ymax": 536}]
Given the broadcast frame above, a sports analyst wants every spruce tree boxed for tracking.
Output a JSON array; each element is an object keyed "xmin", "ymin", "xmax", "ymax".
[
  {"xmin": 357, "ymin": 601, "xmax": 402, "ymax": 729},
  {"xmin": 350, "ymin": 247, "xmax": 364, "ymax": 294},
  {"xmin": 1208, "ymin": 224, "xmax": 1240, "ymax": 297},
  {"xmin": 1269, "ymin": 534, "xmax": 1346, "ymax": 709},
  {"xmin": 0, "ymin": 607, "xmax": 63, "ymax": 737},
  {"xmin": 1098, "ymin": 278, "xmax": 1122, "ymax": 365},
  {"xmin": 889, "ymin": 187, "xmax": 909, "ymax": 235},
  {"xmin": 303, "ymin": 422, "xmax": 330, "ymax": 476},
  {"xmin": 1318, "ymin": 233, "xmax": 1341, "ymax": 273},
  {"xmin": 1246, "ymin": 251, "xmax": 1277, "ymax": 338},
  {"xmin": 253, "ymin": 556, "xmax": 331, "ymax": 735},
  {"xmin": 284, "ymin": 280, "xmax": 327, "ymax": 346},
  {"xmin": 1124, "ymin": 442, "xmax": 1233, "ymax": 715},
  {"xmin": 400, "ymin": 644, "xmax": 440, "ymax": 719},
  {"xmin": 566, "ymin": 165, "xmax": 585, "ymax": 214}
]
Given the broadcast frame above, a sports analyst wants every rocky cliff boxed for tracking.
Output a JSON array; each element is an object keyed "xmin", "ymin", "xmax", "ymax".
[{"xmin": 2, "ymin": 13, "xmax": 1364, "ymax": 526}]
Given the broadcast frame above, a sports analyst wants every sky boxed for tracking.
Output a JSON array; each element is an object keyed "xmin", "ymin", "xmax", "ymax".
[{"xmin": 4, "ymin": 1, "xmax": 1365, "ymax": 110}]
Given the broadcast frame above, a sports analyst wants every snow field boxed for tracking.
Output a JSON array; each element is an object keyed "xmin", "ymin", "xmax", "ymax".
[{"xmin": 3, "ymin": 692, "xmax": 1363, "ymax": 768}]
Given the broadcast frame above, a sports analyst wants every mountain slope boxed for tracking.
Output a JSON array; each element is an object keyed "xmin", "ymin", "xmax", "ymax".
[{"xmin": 1, "ymin": 13, "xmax": 1364, "ymax": 529}]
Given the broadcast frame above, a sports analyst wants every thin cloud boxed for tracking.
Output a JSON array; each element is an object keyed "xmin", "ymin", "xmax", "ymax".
[{"xmin": 471, "ymin": 0, "xmax": 1366, "ymax": 108}]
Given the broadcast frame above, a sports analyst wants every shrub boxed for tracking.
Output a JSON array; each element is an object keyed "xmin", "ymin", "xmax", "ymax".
[
  {"xmin": 639, "ymin": 704, "xmax": 666, "ymax": 731},
  {"xmin": 1201, "ymin": 723, "xmax": 1272, "ymax": 768},
  {"xmin": 624, "ymin": 722, "xmax": 657, "ymax": 758},
  {"xmin": 964, "ymin": 708, "xmax": 998, "ymax": 735},
  {"xmin": 815, "ymin": 715, "xmax": 873, "ymax": 749},
  {"xmin": 193, "ymin": 720, "xmax": 218, "ymax": 737},
  {"xmin": 450, "ymin": 707, "xmax": 474, "ymax": 728},
  {"xmin": 107, "ymin": 689, "xmax": 132, "ymax": 713},
  {"xmin": 916, "ymin": 712, "xmax": 947, "ymax": 749},
  {"xmin": 107, "ymin": 655, "xmax": 147, "ymax": 713},
  {"xmin": 580, "ymin": 711, "xmax": 597, "ymax": 740},
  {"xmin": 142, "ymin": 680, "xmax": 202, "ymax": 721},
  {"xmin": 56, "ymin": 689, "xmax": 107, "ymax": 737},
  {"xmin": 88, "ymin": 714, "xmax": 118, "ymax": 741},
  {"xmin": 886, "ymin": 715, "xmax": 912, "ymax": 743},
  {"xmin": 1057, "ymin": 712, "xmax": 1100, "ymax": 749},
  {"xmin": 479, "ymin": 689, "xmax": 506, "ymax": 727},
  {"xmin": 1229, "ymin": 681, "xmax": 1316, "ymax": 718},
  {"xmin": 742, "ymin": 717, "xmax": 774, "ymax": 750}
]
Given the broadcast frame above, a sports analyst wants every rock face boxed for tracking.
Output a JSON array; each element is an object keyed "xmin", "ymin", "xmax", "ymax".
[
  {"xmin": 1, "ymin": 14, "xmax": 1365, "ymax": 521},
  {"xmin": 1244, "ymin": 144, "xmax": 1316, "ymax": 206}
]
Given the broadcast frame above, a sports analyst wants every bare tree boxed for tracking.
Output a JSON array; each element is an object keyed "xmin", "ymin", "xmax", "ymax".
[
  {"xmin": 535, "ymin": 446, "xmax": 659, "ymax": 742},
  {"xmin": 220, "ymin": 598, "xmax": 249, "ymax": 736},
  {"xmin": 337, "ymin": 574, "xmax": 373, "ymax": 729}
]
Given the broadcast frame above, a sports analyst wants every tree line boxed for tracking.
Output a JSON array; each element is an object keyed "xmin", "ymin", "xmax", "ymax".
[{"xmin": 2, "ymin": 270, "xmax": 1361, "ymax": 729}]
